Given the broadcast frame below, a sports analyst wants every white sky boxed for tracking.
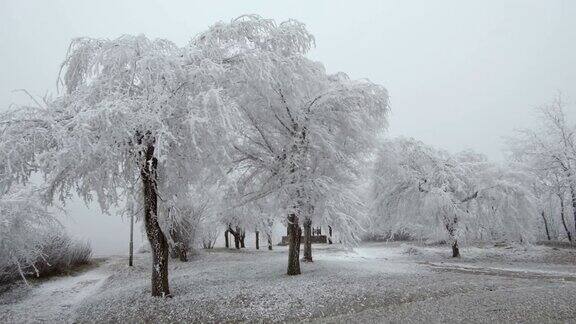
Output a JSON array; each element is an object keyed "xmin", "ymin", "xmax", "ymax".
[{"xmin": 1, "ymin": 0, "xmax": 575, "ymax": 254}]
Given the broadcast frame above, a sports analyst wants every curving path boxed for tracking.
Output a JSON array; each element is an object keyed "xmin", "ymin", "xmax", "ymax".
[{"xmin": 0, "ymin": 267, "xmax": 108, "ymax": 323}]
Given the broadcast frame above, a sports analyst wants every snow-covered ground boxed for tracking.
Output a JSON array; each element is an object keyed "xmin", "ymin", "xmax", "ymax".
[{"xmin": 1, "ymin": 242, "xmax": 575, "ymax": 323}]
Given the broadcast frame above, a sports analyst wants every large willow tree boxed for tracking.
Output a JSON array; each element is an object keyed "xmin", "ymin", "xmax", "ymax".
[
  {"xmin": 194, "ymin": 15, "xmax": 389, "ymax": 274},
  {"xmin": 0, "ymin": 35, "xmax": 234, "ymax": 297}
]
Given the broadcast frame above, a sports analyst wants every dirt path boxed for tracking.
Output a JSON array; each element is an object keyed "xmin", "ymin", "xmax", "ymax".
[{"xmin": 0, "ymin": 267, "xmax": 108, "ymax": 323}]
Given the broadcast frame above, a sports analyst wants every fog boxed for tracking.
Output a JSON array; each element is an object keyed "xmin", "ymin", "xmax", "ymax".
[{"xmin": 1, "ymin": 0, "xmax": 575, "ymax": 255}]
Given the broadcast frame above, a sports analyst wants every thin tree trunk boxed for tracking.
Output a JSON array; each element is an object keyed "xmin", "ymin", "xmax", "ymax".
[
  {"xmin": 328, "ymin": 225, "xmax": 333, "ymax": 244},
  {"xmin": 267, "ymin": 233, "xmax": 273, "ymax": 250},
  {"xmin": 141, "ymin": 143, "xmax": 170, "ymax": 297},
  {"xmin": 178, "ymin": 246, "xmax": 188, "ymax": 262},
  {"xmin": 234, "ymin": 234, "xmax": 240, "ymax": 249},
  {"xmin": 175, "ymin": 235, "xmax": 188, "ymax": 262},
  {"xmin": 452, "ymin": 240, "xmax": 460, "ymax": 258},
  {"xmin": 541, "ymin": 211, "xmax": 551, "ymax": 241},
  {"xmin": 255, "ymin": 231, "xmax": 260, "ymax": 250},
  {"xmin": 287, "ymin": 213, "xmax": 301, "ymax": 275},
  {"xmin": 224, "ymin": 230, "xmax": 229, "ymax": 248},
  {"xmin": 229, "ymin": 226, "xmax": 241, "ymax": 249},
  {"xmin": 559, "ymin": 196, "xmax": 573, "ymax": 242},
  {"xmin": 240, "ymin": 229, "xmax": 246, "ymax": 248},
  {"xmin": 302, "ymin": 218, "xmax": 313, "ymax": 262},
  {"xmin": 569, "ymin": 183, "xmax": 576, "ymax": 239},
  {"xmin": 446, "ymin": 215, "xmax": 460, "ymax": 257},
  {"xmin": 129, "ymin": 210, "xmax": 134, "ymax": 267}
]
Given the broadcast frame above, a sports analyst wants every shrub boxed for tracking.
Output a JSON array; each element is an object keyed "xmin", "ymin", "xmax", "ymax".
[
  {"xmin": 31, "ymin": 231, "xmax": 92, "ymax": 277},
  {"xmin": 0, "ymin": 228, "xmax": 92, "ymax": 285},
  {"xmin": 0, "ymin": 188, "xmax": 92, "ymax": 285}
]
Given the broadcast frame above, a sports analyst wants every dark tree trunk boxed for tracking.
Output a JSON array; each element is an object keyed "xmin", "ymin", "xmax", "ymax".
[
  {"xmin": 170, "ymin": 244, "xmax": 188, "ymax": 262},
  {"xmin": 302, "ymin": 218, "xmax": 313, "ymax": 262},
  {"xmin": 559, "ymin": 197, "xmax": 573, "ymax": 242},
  {"xmin": 225, "ymin": 230, "xmax": 229, "ymax": 248},
  {"xmin": 328, "ymin": 225, "xmax": 333, "ymax": 244},
  {"xmin": 141, "ymin": 143, "xmax": 170, "ymax": 297},
  {"xmin": 234, "ymin": 234, "xmax": 240, "ymax": 249},
  {"xmin": 267, "ymin": 234, "xmax": 273, "ymax": 250},
  {"xmin": 174, "ymin": 236, "xmax": 188, "ymax": 262},
  {"xmin": 446, "ymin": 215, "xmax": 459, "ymax": 258},
  {"xmin": 178, "ymin": 247, "xmax": 187, "ymax": 262},
  {"xmin": 287, "ymin": 213, "xmax": 302, "ymax": 275},
  {"xmin": 129, "ymin": 211, "xmax": 134, "ymax": 267},
  {"xmin": 228, "ymin": 226, "xmax": 241, "ymax": 249},
  {"xmin": 169, "ymin": 228, "xmax": 188, "ymax": 262},
  {"xmin": 569, "ymin": 183, "xmax": 576, "ymax": 239},
  {"xmin": 255, "ymin": 231, "xmax": 260, "ymax": 250},
  {"xmin": 239, "ymin": 229, "xmax": 246, "ymax": 248},
  {"xmin": 452, "ymin": 240, "xmax": 460, "ymax": 258},
  {"xmin": 541, "ymin": 211, "xmax": 551, "ymax": 241}
]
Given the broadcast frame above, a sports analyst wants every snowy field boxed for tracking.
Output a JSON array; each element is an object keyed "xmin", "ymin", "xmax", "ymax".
[{"xmin": 1, "ymin": 242, "xmax": 575, "ymax": 323}]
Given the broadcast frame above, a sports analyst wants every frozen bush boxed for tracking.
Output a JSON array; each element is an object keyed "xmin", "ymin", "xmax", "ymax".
[
  {"xmin": 31, "ymin": 231, "xmax": 92, "ymax": 277},
  {"xmin": 0, "ymin": 188, "xmax": 91, "ymax": 285},
  {"xmin": 1, "ymin": 227, "xmax": 92, "ymax": 285},
  {"xmin": 200, "ymin": 219, "xmax": 220, "ymax": 249},
  {"xmin": 0, "ymin": 187, "xmax": 58, "ymax": 284}
]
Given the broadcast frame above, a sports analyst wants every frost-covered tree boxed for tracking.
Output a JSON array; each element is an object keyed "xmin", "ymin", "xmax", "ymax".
[
  {"xmin": 193, "ymin": 15, "xmax": 389, "ymax": 274},
  {"xmin": 371, "ymin": 138, "xmax": 537, "ymax": 257},
  {"xmin": 514, "ymin": 163, "xmax": 575, "ymax": 241},
  {"xmin": 528, "ymin": 172, "xmax": 559, "ymax": 240},
  {"xmin": 550, "ymin": 174, "xmax": 574, "ymax": 242},
  {"xmin": 460, "ymin": 156, "xmax": 538, "ymax": 243},
  {"xmin": 507, "ymin": 95, "xmax": 576, "ymax": 239},
  {"xmin": 371, "ymin": 138, "xmax": 472, "ymax": 256},
  {"xmin": 0, "ymin": 35, "xmax": 233, "ymax": 297}
]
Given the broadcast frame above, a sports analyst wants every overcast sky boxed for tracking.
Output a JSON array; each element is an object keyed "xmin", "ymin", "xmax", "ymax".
[{"xmin": 1, "ymin": 0, "xmax": 575, "ymax": 254}]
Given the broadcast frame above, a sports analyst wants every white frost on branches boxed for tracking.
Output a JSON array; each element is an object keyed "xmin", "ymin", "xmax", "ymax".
[
  {"xmin": 194, "ymin": 15, "xmax": 389, "ymax": 244},
  {"xmin": 0, "ymin": 187, "xmax": 60, "ymax": 283},
  {"xmin": 370, "ymin": 137, "xmax": 538, "ymax": 246}
]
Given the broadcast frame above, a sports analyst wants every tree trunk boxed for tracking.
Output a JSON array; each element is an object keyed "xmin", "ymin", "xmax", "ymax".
[
  {"xmin": 225, "ymin": 230, "xmax": 229, "ymax": 248},
  {"xmin": 541, "ymin": 211, "xmax": 551, "ymax": 241},
  {"xmin": 141, "ymin": 143, "xmax": 170, "ymax": 297},
  {"xmin": 177, "ymin": 246, "xmax": 188, "ymax": 262},
  {"xmin": 287, "ymin": 213, "xmax": 302, "ymax": 275},
  {"xmin": 302, "ymin": 218, "xmax": 313, "ymax": 262},
  {"xmin": 169, "ymin": 228, "xmax": 188, "ymax": 262},
  {"xmin": 569, "ymin": 183, "xmax": 576, "ymax": 240},
  {"xmin": 559, "ymin": 196, "xmax": 573, "ymax": 242},
  {"xmin": 452, "ymin": 240, "xmax": 460, "ymax": 258},
  {"xmin": 328, "ymin": 225, "xmax": 333, "ymax": 244},
  {"xmin": 239, "ymin": 229, "xmax": 246, "ymax": 248},
  {"xmin": 129, "ymin": 210, "xmax": 134, "ymax": 267},
  {"xmin": 267, "ymin": 233, "xmax": 273, "ymax": 250},
  {"xmin": 255, "ymin": 231, "xmax": 260, "ymax": 250},
  {"xmin": 234, "ymin": 234, "xmax": 240, "ymax": 249},
  {"xmin": 229, "ymin": 226, "xmax": 241, "ymax": 249},
  {"xmin": 446, "ymin": 215, "xmax": 459, "ymax": 257},
  {"xmin": 174, "ymin": 237, "xmax": 188, "ymax": 262}
]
